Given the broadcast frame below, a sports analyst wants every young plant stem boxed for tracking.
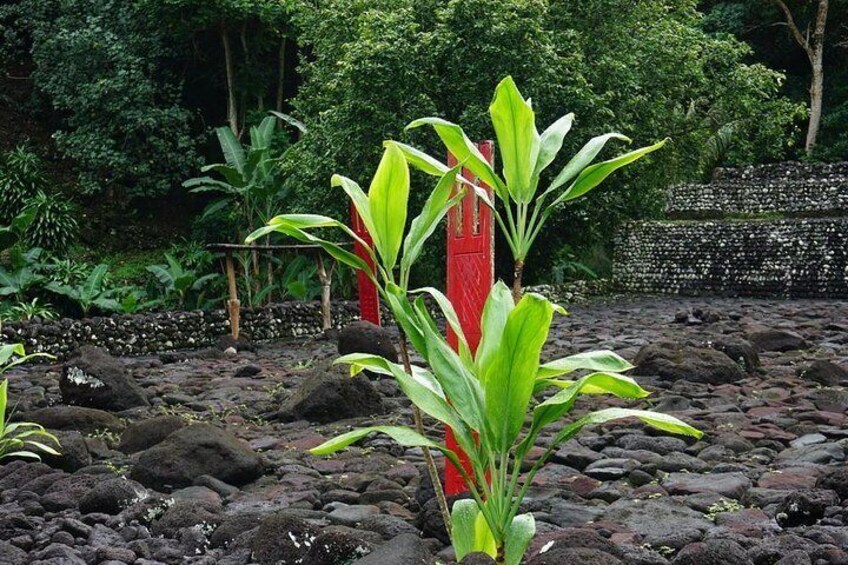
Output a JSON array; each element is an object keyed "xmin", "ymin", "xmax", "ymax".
[
  {"xmin": 398, "ymin": 335, "xmax": 452, "ymax": 533},
  {"xmin": 512, "ymin": 259, "xmax": 524, "ymax": 304}
]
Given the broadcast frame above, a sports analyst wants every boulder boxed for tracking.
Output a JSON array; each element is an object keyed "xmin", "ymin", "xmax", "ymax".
[
  {"xmin": 275, "ymin": 363, "xmax": 385, "ymax": 423},
  {"xmin": 527, "ymin": 547, "xmax": 623, "ymax": 565},
  {"xmin": 351, "ymin": 533, "xmax": 433, "ymax": 565},
  {"xmin": 250, "ymin": 512, "xmax": 320, "ymax": 565},
  {"xmin": 118, "ymin": 415, "xmax": 187, "ymax": 454},
  {"xmin": 79, "ymin": 478, "xmax": 147, "ymax": 515},
  {"xmin": 600, "ymin": 498, "xmax": 712, "ymax": 548},
  {"xmin": 152, "ymin": 499, "xmax": 222, "ymax": 538},
  {"xmin": 131, "ymin": 423, "xmax": 263, "ymax": 490},
  {"xmin": 662, "ymin": 472, "xmax": 752, "ymax": 500},
  {"xmin": 302, "ymin": 529, "xmax": 374, "ymax": 565},
  {"xmin": 41, "ymin": 430, "xmax": 90, "ymax": 472},
  {"xmin": 22, "ymin": 406, "xmax": 124, "ymax": 435},
  {"xmin": 61, "ymin": 346, "xmax": 148, "ymax": 410},
  {"xmin": 776, "ymin": 489, "xmax": 840, "ymax": 528},
  {"xmin": 816, "ymin": 467, "xmax": 848, "ymax": 500},
  {"xmin": 746, "ymin": 328, "xmax": 808, "ymax": 352},
  {"xmin": 797, "ymin": 360, "xmax": 848, "ymax": 386},
  {"xmin": 633, "ymin": 341, "xmax": 744, "ymax": 384},
  {"xmin": 672, "ymin": 539, "xmax": 752, "ymax": 565},
  {"xmin": 704, "ymin": 336, "xmax": 760, "ymax": 373},
  {"xmin": 338, "ymin": 321, "xmax": 398, "ymax": 363}
]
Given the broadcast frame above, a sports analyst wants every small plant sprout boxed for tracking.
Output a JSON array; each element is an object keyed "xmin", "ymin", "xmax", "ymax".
[{"xmin": 247, "ymin": 78, "xmax": 701, "ymax": 565}]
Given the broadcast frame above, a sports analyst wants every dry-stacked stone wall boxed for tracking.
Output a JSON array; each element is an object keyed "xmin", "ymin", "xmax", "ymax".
[
  {"xmin": 1, "ymin": 301, "xmax": 361, "ymax": 359},
  {"xmin": 615, "ymin": 161, "xmax": 848, "ymax": 298}
]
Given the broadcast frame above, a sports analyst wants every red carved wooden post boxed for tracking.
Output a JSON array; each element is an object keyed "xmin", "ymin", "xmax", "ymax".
[
  {"xmin": 445, "ymin": 141, "xmax": 495, "ymax": 495},
  {"xmin": 351, "ymin": 203, "xmax": 381, "ymax": 326}
]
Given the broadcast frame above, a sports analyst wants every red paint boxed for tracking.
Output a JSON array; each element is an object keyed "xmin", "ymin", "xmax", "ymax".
[
  {"xmin": 351, "ymin": 203, "xmax": 381, "ymax": 326},
  {"xmin": 444, "ymin": 141, "xmax": 495, "ymax": 496}
]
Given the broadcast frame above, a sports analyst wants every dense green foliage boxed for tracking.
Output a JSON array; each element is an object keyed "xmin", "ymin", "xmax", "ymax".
[
  {"xmin": 285, "ymin": 0, "xmax": 804, "ymax": 282},
  {"xmin": 1, "ymin": 0, "xmax": 840, "ymax": 287}
]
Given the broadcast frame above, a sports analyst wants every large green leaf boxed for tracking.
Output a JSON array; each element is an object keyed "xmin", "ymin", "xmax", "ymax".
[
  {"xmin": 451, "ymin": 499, "xmax": 479, "ymax": 562},
  {"xmin": 406, "ymin": 117, "xmax": 505, "ymax": 198},
  {"xmin": 215, "ymin": 126, "xmax": 246, "ymax": 174},
  {"xmin": 532, "ymin": 113, "xmax": 575, "ymax": 181},
  {"xmin": 386, "ymin": 140, "xmax": 450, "ymax": 177},
  {"xmin": 368, "ymin": 144, "xmax": 410, "ymax": 271},
  {"xmin": 504, "ymin": 513, "xmax": 535, "ymax": 565},
  {"xmin": 552, "ymin": 138, "xmax": 668, "ymax": 207},
  {"xmin": 532, "ymin": 372, "xmax": 649, "ymax": 431},
  {"xmin": 401, "ymin": 165, "xmax": 463, "ymax": 278},
  {"xmin": 544, "ymin": 132, "xmax": 630, "ymax": 196},
  {"xmin": 419, "ymin": 319, "xmax": 486, "ymax": 433},
  {"xmin": 331, "ymin": 175, "xmax": 380, "ymax": 252},
  {"xmin": 474, "ymin": 281, "xmax": 514, "ymax": 379},
  {"xmin": 270, "ymin": 111, "xmax": 308, "ymax": 133},
  {"xmin": 483, "ymin": 293, "xmax": 557, "ymax": 451},
  {"xmin": 411, "ymin": 286, "xmax": 471, "ymax": 366},
  {"xmin": 537, "ymin": 350, "xmax": 634, "ymax": 380},
  {"xmin": 553, "ymin": 407, "xmax": 703, "ymax": 447},
  {"xmin": 489, "ymin": 76, "xmax": 540, "ymax": 204}
]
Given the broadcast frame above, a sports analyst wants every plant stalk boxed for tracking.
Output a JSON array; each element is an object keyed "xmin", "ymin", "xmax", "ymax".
[
  {"xmin": 398, "ymin": 335, "xmax": 452, "ymax": 533},
  {"xmin": 512, "ymin": 259, "xmax": 524, "ymax": 304}
]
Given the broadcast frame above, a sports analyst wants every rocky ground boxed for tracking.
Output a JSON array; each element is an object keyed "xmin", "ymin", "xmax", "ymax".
[{"xmin": 2, "ymin": 295, "xmax": 848, "ymax": 565}]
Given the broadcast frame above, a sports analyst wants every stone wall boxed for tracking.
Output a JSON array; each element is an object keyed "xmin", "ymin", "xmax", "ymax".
[
  {"xmin": 615, "ymin": 161, "xmax": 848, "ymax": 298},
  {"xmin": 1, "ymin": 301, "xmax": 361, "ymax": 359},
  {"xmin": 666, "ymin": 162, "xmax": 848, "ymax": 218}
]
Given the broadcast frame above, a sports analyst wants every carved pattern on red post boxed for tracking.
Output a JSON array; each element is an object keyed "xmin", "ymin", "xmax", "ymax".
[
  {"xmin": 445, "ymin": 141, "xmax": 495, "ymax": 495},
  {"xmin": 351, "ymin": 203, "xmax": 381, "ymax": 326}
]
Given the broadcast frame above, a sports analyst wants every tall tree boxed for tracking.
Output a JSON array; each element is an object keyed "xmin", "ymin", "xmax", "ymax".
[{"xmin": 767, "ymin": 0, "xmax": 829, "ymax": 154}]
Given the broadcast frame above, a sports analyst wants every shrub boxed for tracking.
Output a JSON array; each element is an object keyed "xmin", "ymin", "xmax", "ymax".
[
  {"xmin": 22, "ymin": 192, "xmax": 79, "ymax": 255},
  {"xmin": 0, "ymin": 146, "xmax": 47, "ymax": 225}
]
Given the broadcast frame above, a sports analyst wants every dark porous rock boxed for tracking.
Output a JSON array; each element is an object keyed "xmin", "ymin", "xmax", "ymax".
[
  {"xmin": 747, "ymin": 534, "xmax": 819, "ymax": 565},
  {"xmin": 210, "ymin": 513, "xmax": 261, "ymax": 549},
  {"xmin": 662, "ymin": 472, "xmax": 751, "ymax": 500},
  {"xmin": 151, "ymin": 500, "xmax": 222, "ymax": 538},
  {"xmin": 671, "ymin": 539, "xmax": 752, "ymax": 565},
  {"xmin": 301, "ymin": 529, "xmax": 374, "ymax": 565},
  {"xmin": 118, "ymin": 415, "xmax": 187, "ymax": 454},
  {"xmin": 131, "ymin": 423, "xmax": 263, "ymax": 490},
  {"xmin": 704, "ymin": 336, "xmax": 760, "ymax": 373},
  {"xmin": 350, "ymin": 533, "xmax": 433, "ymax": 565},
  {"xmin": 217, "ymin": 334, "xmax": 255, "ymax": 352},
  {"xmin": 234, "ymin": 364, "xmax": 262, "ymax": 378},
  {"xmin": 461, "ymin": 553, "xmax": 497, "ymax": 565},
  {"xmin": 21, "ymin": 406, "xmax": 124, "ymax": 435},
  {"xmin": 775, "ymin": 489, "xmax": 840, "ymax": 528},
  {"xmin": 633, "ymin": 341, "xmax": 744, "ymax": 384},
  {"xmin": 600, "ymin": 498, "xmax": 712, "ymax": 548},
  {"xmin": 61, "ymin": 346, "xmax": 148, "ymax": 410},
  {"xmin": 746, "ymin": 328, "xmax": 809, "ymax": 352},
  {"xmin": 41, "ymin": 473, "xmax": 100, "ymax": 511},
  {"xmin": 816, "ymin": 467, "xmax": 848, "ymax": 500},
  {"xmin": 250, "ymin": 512, "xmax": 319, "ymax": 565},
  {"xmin": 275, "ymin": 363, "xmax": 385, "ymax": 424},
  {"xmin": 775, "ymin": 550, "xmax": 812, "ymax": 565},
  {"xmin": 527, "ymin": 547, "xmax": 624, "ymax": 565},
  {"xmin": 797, "ymin": 360, "xmax": 848, "ymax": 386},
  {"xmin": 41, "ymin": 430, "xmax": 90, "ymax": 472},
  {"xmin": 338, "ymin": 321, "xmax": 398, "ymax": 363},
  {"xmin": 79, "ymin": 478, "xmax": 147, "ymax": 515},
  {"xmin": 805, "ymin": 388, "xmax": 848, "ymax": 413},
  {"xmin": 528, "ymin": 528, "xmax": 624, "ymax": 560},
  {"xmin": 0, "ymin": 539, "xmax": 28, "ymax": 564}
]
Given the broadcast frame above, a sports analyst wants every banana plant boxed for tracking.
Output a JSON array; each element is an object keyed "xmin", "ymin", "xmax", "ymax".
[
  {"xmin": 246, "ymin": 141, "xmax": 701, "ymax": 564},
  {"xmin": 46, "ymin": 264, "xmax": 127, "ymax": 316},
  {"xmin": 396, "ymin": 76, "xmax": 667, "ymax": 302}
]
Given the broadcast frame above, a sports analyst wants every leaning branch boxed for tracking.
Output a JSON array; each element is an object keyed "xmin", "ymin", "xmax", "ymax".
[{"xmin": 767, "ymin": 0, "xmax": 814, "ymax": 61}]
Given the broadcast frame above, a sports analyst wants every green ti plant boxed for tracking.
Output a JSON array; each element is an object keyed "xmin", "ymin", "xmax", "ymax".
[
  {"xmin": 247, "ymin": 137, "xmax": 701, "ymax": 564},
  {"xmin": 46, "ymin": 264, "xmax": 128, "ymax": 316},
  {"xmin": 395, "ymin": 76, "xmax": 667, "ymax": 302},
  {"xmin": 0, "ymin": 338, "xmax": 60, "ymax": 461},
  {"xmin": 146, "ymin": 253, "xmax": 219, "ymax": 310}
]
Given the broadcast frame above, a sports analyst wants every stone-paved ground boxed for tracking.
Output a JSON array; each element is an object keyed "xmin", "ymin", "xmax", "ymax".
[{"xmin": 1, "ymin": 296, "xmax": 847, "ymax": 565}]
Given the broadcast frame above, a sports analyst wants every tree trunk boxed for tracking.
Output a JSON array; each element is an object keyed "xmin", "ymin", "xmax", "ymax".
[
  {"xmin": 221, "ymin": 25, "xmax": 238, "ymax": 136},
  {"xmin": 276, "ymin": 37, "xmax": 287, "ymax": 113},
  {"xmin": 807, "ymin": 56, "xmax": 824, "ymax": 154}
]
